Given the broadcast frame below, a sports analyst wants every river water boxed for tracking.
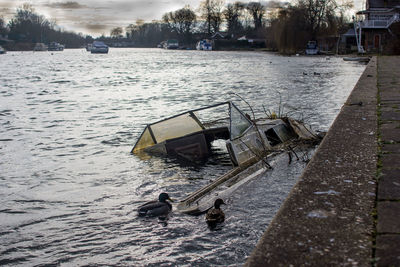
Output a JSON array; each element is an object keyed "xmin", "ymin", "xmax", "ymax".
[{"xmin": 0, "ymin": 48, "xmax": 365, "ymax": 266}]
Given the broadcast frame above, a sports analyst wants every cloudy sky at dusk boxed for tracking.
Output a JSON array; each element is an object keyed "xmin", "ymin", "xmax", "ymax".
[{"xmin": 0, "ymin": 0, "xmax": 363, "ymax": 37}]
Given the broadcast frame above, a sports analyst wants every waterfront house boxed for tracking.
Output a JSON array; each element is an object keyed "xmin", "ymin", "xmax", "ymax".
[
  {"xmin": 0, "ymin": 34, "xmax": 13, "ymax": 48},
  {"xmin": 354, "ymin": 0, "xmax": 400, "ymax": 53},
  {"xmin": 339, "ymin": 28, "xmax": 358, "ymax": 53},
  {"xmin": 237, "ymin": 35, "xmax": 266, "ymax": 48},
  {"xmin": 211, "ymin": 32, "xmax": 228, "ymax": 40},
  {"xmin": 316, "ymin": 35, "xmax": 340, "ymax": 54}
]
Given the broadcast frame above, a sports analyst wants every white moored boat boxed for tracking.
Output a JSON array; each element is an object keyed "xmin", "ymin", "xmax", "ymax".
[
  {"xmin": 48, "ymin": 42, "xmax": 64, "ymax": 51},
  {"xmin": 196, "ymin": 40, "xmax": 212, "ymax": 51},
  {"xmin": 91, "ymin": 41, "xmax": 109, "ymax": 54},
  {"xmin": 33, "ymin": 43, "xmax": 48, "ymax": 51},
  {"xmin": 305, "ymin": 41, "xmax": 318, "ymax": 55}
]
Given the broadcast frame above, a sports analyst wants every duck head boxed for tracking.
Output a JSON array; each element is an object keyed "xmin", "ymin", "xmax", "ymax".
[
  {"xmin": 214, "ymin": 198, "xmax": 225, "ymax": 209},
  {"xmin": 159, "ymin": 193, "xmax": 172, "ymax": 203}
]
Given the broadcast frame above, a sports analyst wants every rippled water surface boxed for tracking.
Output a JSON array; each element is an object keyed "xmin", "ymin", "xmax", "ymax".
[{"xmin": 0, "ymin": 49, "xmax": 365, "ymax": 266}]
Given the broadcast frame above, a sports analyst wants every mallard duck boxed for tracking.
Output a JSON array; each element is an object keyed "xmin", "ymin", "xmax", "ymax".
[
  {"xmin": 206, "ymin": 198, "xmax": 225, "ymax": 226},
  {"xmin": 138, "ymin": 193, "xmax": 172, "ymax": 217}
]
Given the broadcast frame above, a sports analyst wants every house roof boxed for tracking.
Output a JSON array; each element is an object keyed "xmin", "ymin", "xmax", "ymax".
[
  {"xmin": 342, "ymin": 28, "xmax": 356, "ymax": 36},
  {"xmin": 211, "ymin": 32, "xmax": 227, "ymax": 39},
  {"xmin": 0, "ymin": 36, "xmax": 12, "ymax": 43}
]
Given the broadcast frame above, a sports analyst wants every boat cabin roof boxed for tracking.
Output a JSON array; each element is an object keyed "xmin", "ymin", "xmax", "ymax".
[{"xmin": 132, "ymin": 102, "xmax": 253, "ymax": 153}]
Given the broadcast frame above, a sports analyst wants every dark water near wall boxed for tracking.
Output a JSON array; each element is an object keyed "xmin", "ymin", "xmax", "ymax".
[{"xmin": 0, "ymin": 48, "xmax": 365, "ymax": 266}]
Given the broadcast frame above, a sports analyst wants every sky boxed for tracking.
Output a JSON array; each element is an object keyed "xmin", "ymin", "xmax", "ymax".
[{"xmin": 0, "ymin": 0, "xmax": 363, "ymax": 37}]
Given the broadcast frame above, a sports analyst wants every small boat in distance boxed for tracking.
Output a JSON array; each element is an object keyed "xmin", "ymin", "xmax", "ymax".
[
  {"xmin": 86, "ymin": 43, "xmax": 93, "ymax": 51},
  {"xmin": 33, "ymin": 43, "xmax": 48, "ymax": 51},
  {"xmin": 305, "ymin": 41, "xmax": 318, "ymax": 55},
  {"xmin": 48, "ymin": 42, "xmax": 64, "ymax": 51},
  {"xmin": 91, "ymin": 41, "xmax": 109, "ymax": 54},
  {"xmin": 165, "ymin": 39, "xmax": 179, "ymax": 49},
  {"xmin": 343, "ymin": 57, "xmax": 370, "ymax": 62},
  {"xmin": 196, "ymin": 40, "xmax": 212, "ymax": 51},
  {"xmin": 0, "ymin": 45, "xmax": 6, "ymax": 54}
]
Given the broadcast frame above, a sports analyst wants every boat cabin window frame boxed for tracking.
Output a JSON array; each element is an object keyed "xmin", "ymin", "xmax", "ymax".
[
  {"xmin": 229, "ymin": 102, "xmax": 253, "ymax": 140},
  {"xmin": 264, "ymin": 123, "xmax": 295, "ymax": 146},
  {"xmin": 132, "ymin": 102, "xmax": 230, "ymax": 153},
  {"xmin": 265, "ymin": 128, "xmax": 282, "ymax": 146}
]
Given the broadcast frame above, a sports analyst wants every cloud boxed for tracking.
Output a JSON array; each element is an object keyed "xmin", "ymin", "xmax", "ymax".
[
  {"xmin": 45, "ymin": 1, "xmax": 87, "ymax": 9},
  {"xmin": 0, "ymin": 1, "xmax": 18, "ymax": 18},
  {"xmin": 83, "ymin": 23, "xmax": 109, "ymax": 31},
  {"xmin": 1, "ymin": 0, "xmax": 281, "ymax": 36},
  {"xmin": 264, "ymin": 1, "xmax": 287, "ymax": 8},
  {"xmin": 0, "ymin": 7, "xmax": 13, "ymax": 17},
  {"xmin": 0, "ymin": 2, "xmax": 15, "ymax": 9}
]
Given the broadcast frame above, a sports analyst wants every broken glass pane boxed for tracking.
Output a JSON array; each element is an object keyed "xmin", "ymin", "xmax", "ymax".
[{"xmin": 230, "ymin": 104, "xmax": 252, "ymax": 139}]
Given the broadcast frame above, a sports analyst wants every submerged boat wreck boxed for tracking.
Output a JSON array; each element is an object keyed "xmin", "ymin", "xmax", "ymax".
[{"xmin": 132, "ymin": 101, "xmax": 321, "ymax": 215}]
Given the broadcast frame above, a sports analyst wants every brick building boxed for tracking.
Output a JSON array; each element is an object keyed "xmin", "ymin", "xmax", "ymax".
[{"xmin": 355, "ymin": 0, "xmax": 400, "ymax": 53}]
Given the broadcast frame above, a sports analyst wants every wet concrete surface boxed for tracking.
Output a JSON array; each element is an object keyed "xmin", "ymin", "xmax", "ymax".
[{"xmin": 376, "ymin": 56, "xmax": 400, "ymax": 267}]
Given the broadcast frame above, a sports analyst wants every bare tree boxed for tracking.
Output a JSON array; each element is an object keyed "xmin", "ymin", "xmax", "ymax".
[
  {"xmin": 270, "ymin": 6, "xmax": 309, "ymax": 53},
  {"xmin": 297, "ymin": 0, "xmax": 353, "ymax": 39},
  {"xmin": 6, "ymin": 3, "xmax": 88, "ymax": 48},
  {"xmin": 125, "ymin": 24, "xmax": 136, "ymax": 38},
  {"xmin": 126, "ymin": 20, "xmax": 145, "ymax": 39},
  {"xmin": 110, "ymin": 27, "xmax": 123, "ymax": 38},
  {"xmin": 210, "ymin": 0, "xmax": 224, "ymax": 33},
  {"xmin": 0, "ymin": 16, "xmax": 8, "ymax": 35},
  {"xmin": 224, "ymin": 2, "xmax": 245, "ymax": 35},
  {"xmin": 199, "ymin": 0, "xmax": 225, "ymax": 34},
  {"xmin": 125, "ymin": 21, "xmax": 166, "ymax": 46},
  {"xmin": 163, "ymin": 6, "xmax": 196, "ymax": 43},
  {"xmin": 8, "ymin": 3, "xmax": 50, "ymax": 42},
  {"xmin": 246, "ymin": 2, "xmax": 266, "ymax": 29}
]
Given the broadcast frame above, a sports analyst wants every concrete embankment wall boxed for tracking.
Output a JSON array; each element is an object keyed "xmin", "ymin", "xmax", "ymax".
[{"xmin": 246, "ymin": 57, "xmax": 378, "ymax": 266}]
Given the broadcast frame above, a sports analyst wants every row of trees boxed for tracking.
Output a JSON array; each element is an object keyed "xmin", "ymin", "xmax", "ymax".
[
  {"xmin": 269, "ymin": 0, "xmax": 353, "ymax": 53},
  {"xmin": 121, "ymin": 1, "xmax": 271, "ymax": 47},
  {"xmin": 0, "ymin": 4, "xmax": 89, "ymax": 49},
  {"xmin": 117, "ymin": 0, "xmax": 353, "ymax": 51},
  {"xmin": 1, "ymin": 0, "xmax": 353, "ymax": 52}
]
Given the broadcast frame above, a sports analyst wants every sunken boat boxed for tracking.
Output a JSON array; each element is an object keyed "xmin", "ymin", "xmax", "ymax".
[{"xmin": 132, "ymin": 101, "xmax": 320, "ymax": 215}]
